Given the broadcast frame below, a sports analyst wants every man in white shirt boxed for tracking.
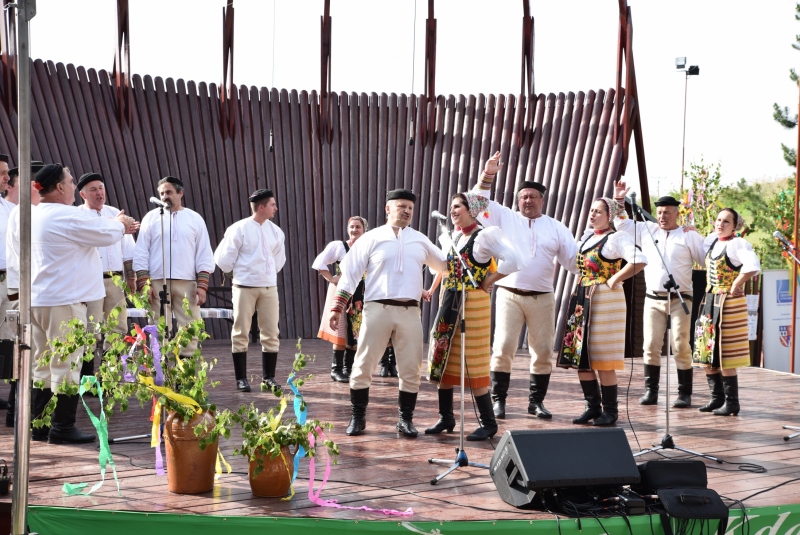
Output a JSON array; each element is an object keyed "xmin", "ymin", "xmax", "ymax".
[
  {"xmin": 471, "ymin": 152, "xmax": 578, "ymax": 420},
  {"xmin": 214, "ymin": 189, "xmax": 286, "ymax": 393},
  {"xmin": 614, "ymin": 181, "xmax": 706, "ymax": 408},
  {"xmin": 133, "ymin": 177, "xmax": 215, "ymax": 355},
  {"xmin": 4, "ymin": 162, "xmax": 43, "ymax": 427},
  {"xmin": 0, "ymin": 155, "xmax": 14, "ymax": 344},
  {"xmin": 78, "ymin": 173, "xmax": 136, "ymax": 363},
  {"xmin": 30, "ymin": 164, "xmax": 138, "ymax": 444},
  {"xmin": 330, "ymin": 189, "xmax": 447, "ymax": 438}
]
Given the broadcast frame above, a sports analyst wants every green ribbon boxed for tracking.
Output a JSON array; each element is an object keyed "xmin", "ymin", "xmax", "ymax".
[{"xmin": 62, "ymin": 376, "xmax": 121, "ymax": 496}]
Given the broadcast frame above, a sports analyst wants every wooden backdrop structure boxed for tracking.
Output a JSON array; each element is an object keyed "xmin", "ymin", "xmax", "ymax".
[{"xmin": 0, "ymin": 2, "xmax": 649, "ymax": 348}]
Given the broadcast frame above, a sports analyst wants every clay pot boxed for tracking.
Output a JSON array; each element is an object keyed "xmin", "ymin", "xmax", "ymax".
[
  {"xmin": 248, "ymin": 446, "xmax": 295, "ymax": 497},
  {"xmin": 165, "ymin": 410, "xmax": 218, "ymax": 494}
]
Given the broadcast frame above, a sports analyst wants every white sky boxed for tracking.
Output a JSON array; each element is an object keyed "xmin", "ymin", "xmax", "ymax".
[{"xmin": 21, "ymin": 0, "xmax": 800, "ymax": 198}]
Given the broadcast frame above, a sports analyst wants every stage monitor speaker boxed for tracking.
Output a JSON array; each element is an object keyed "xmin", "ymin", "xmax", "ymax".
[{"xmin": 490, "ymin": 428, "xmax": 640, "ymax": 508}]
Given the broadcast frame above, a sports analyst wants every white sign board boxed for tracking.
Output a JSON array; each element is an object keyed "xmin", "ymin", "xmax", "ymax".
[{"xmin": 761, "ymin": 270, "xmax": 800, "ymax": 373}]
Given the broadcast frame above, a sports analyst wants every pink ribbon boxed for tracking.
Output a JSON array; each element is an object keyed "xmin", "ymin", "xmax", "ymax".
[{"xmin": 307, "ymin": 427, "xmax": 413, "ymax": 516}]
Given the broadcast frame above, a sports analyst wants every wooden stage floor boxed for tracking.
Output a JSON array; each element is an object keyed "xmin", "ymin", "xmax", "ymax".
[{"xmin": 2, "ymin": 338, "xmax": 800, "ymax": 522}]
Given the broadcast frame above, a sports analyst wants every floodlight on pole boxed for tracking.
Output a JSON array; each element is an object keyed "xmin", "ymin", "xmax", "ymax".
[{"xmin": 677, "ymin": 57, "xmax": 700, "ymax": 191}]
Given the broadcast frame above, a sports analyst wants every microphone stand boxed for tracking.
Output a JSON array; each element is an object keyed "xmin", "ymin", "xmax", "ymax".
[
  {"xmin": 429, "ymin": 218, "xmax": 490, "ymax": 484},
  {"xmin": 628, "ymin": 199, "xmax": 720, "ymax": 463},
  {"xmin": 776, "ymin": 239, "xmax": 800, "ymax": 440},
  {"xmin": 158, "ymin": 204, "xmax": 170, "ymax": 340}
]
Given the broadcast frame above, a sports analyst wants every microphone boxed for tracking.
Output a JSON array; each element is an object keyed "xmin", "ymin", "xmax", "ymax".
[
  {"xmin": 431, "ymin": 210, "xmax": 448, "ymax": 222},
  {"xmin": 774, "ymin": 231, "xmax": 795, "ymax": 251},
  {"xmin": 149, "ymin": 197, "xmax": 170, "ymax": 209},
  {"xmin": 630, "ymin": 191, "xmax": 637, "ymax": 205}
]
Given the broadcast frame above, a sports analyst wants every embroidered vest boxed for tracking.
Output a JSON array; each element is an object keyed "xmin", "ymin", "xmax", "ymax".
[
  {"xmin": 705, "ymin": 238, "xmax": 741, "ymax": 294},
  {"xmin": 577, "ymin": 233, "xmax": 621, "ymax": 287},
  {"xmin": 443, "ymin": 230, "xmax": 493, "ymax": 291}
]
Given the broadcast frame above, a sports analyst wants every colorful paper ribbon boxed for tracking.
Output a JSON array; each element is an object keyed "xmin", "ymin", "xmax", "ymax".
[
  {"xmin": 307, "ymin": 427, "xmax": 412, "ymax": 516},
  {"xmin": 287, "ymin": 371, "xmax": 307, "ymax": 489},
  {"xmin": 151, "ymin": 399, "xmax": 165, "ymax": 476},
  {"xmin": 62, "ymin": 376, "xmax": 121, "ymax": 496}
]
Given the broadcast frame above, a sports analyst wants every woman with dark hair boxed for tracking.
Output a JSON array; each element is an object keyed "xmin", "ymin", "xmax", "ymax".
[
  {"xmin": 558, "ymin": 197, "xmax": 646, "ymax": 426},
  {"xmin": 423, "ymin": 192, "xmax": 522, "ymax": 441},
  {"xmin": 693, "ymin": 208, "xmax": 760, "ymax": 416},
  {"xmin": 312, "ymin": 216, "xmax": 368, "ymax": 382}
]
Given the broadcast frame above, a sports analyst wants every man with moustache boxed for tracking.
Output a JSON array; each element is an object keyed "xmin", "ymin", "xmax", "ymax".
[
  {"xmin": 471, "ymin": 151, "xmax": 578, "ymax": 420},
  {"xmin": 330, "ymin": 189, "xmax": 446, "ymax": 438},
  {"xmin": 134, "ymin": 177, "xmax": 214, "ymax": 355},
  {"xmin": 30, "ymin": 164, "xmax": 138, "ymax": 444},
  {"xmin": 613, "ymin": 180, "xmax": 706, "ymax": 408},
  {"xmin": 78, "ymin": 173, "xmax": 137, "ymax": 359}
]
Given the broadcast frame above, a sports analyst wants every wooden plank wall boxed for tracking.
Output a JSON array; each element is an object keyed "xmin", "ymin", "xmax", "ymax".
[{"xmin": 0, "ymin": 59, "xmax": 639, "ymax": 343}]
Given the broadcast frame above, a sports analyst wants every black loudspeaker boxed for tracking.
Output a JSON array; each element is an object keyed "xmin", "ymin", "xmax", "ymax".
[{"xmin": 490, "ymin": 428, "xmax": 640, "ymax": 508}]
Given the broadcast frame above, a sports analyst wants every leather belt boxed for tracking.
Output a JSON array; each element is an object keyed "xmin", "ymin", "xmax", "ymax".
[
  {"xmin": 501, "ymin": 287, "xmax": 550, "ymax": 297},
  {"xmin": 646, "ymin": 292, "xmax": 692, "ymax": 301},
  {"xmin": 7, "ymin": 293, "xmax": 17, "ymax": 301},
  {"xmin": 233, "ymin": 284, "xmax": 261, "ymax": 289},
  {"xmin": 371, "ymin": 299, "xmax": 419, "ymax": 308},
  {"xmin": 103, "ymin": 271, "xmax": 124, "ymax": 279}
]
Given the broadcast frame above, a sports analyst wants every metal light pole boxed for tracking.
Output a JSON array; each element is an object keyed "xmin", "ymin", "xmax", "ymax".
[
  {"xmin": 11, "ymin": 1, "xmax": 36, "ymax": 534},
  {"xmin": 676, "ymin": 57, "xmax": 700, "ymax": 191}
]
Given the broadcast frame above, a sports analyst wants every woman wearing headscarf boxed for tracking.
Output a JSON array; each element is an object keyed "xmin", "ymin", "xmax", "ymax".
[
  {"xmin": 558, "ymin": 197, "xmax": 647, "ymax": 426},
  {"xmin": 312, "ymin": 216, "xmax": 368, "ymax": 382},
  {"xmin": 423, "ymin": 192, "xmax": 522, "ymax": 441},
  {"xmin": 693, "ymin": 208, "xmax": 760, "ymax": 416}
]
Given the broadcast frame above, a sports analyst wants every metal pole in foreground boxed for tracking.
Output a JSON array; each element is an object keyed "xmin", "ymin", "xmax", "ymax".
[
  {"xmin": 680, "ymin": 71, "xmax": 688, "ymax": 192},
  {"xmin": 11, "ymin": 1, "xmax": 36, "ymax": 533},
  {"xmin": 791, "ymin": 80, "xmax": 800, "ymax": 375}
]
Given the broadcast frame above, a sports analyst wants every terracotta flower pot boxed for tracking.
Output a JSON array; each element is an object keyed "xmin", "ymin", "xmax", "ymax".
[
  {"xmin": 165, "ymin": 410, "xmax": 218, "ymax": 494},
  {"xmin": 248, "ymin": 446, "xmax": 295, "ymax": 497}
]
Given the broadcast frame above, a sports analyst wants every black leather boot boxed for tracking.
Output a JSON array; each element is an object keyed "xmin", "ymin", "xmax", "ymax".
[
  {"xmin": 466, "ymin": 392, "xmax": 498, "ymax": 441},
  {"xmin": 387, "ymin": 347, "xmax": 398, "ymax": 378},
  {"xmin": 712, "ymin": 375, "xmax": 740, "ymax": 416},
  {"xmin": 638, "ymin": 364, "xmax": 660, "ymax": 405},
  {"xmin": 80, "ymin": 353, "xmax": 95, "ymax": 379},
  {"xmin": 593, "ymin": 385, "xmax": 618, "ymax": 426},
  {"xmin": 232, "ymin": 352, "xmax": 250, "ymax": 392},
  {"xmin": 6, "ymin": 381, "xmax": 16, "ymax": 427},
  {"xmin": 48, "ymin": 394, "xmax": 96, "ymax": 444},
  {"xmin": 379, "ymin": 348, "xmax": 391, "ymax": 377},
  {"xmin": 342, "ymin": 348, "xmax": 356, "ymax": 379},
  {"xmin": 528, "ymin": 374, "xmax": 552, "ymax": 419},
  {"xmin": 346, "ymin": 388, "xmax": 369, "ymax": 436},
  {"xmin": 425, "ymin": 388, "xmax": 455, "ymax": 434},
  {"xmin": 31, "ymin": 388, "xmax": 52, "ymax": 441},
  {"xmin": 673, "ymin": 368, "xmax": 693, "ymax": 408},
  {"xmin": 573, "ymin": 379, "xmax": 602, "ymax": 424},
  {"xmin": 396, "ymin": 390, "xmax": 418, "ymax": 437},
  {"xmin": 261, "ymin": 351, "xmax": 281, "ymax": 392},
  {"xmin": 698, "ymin": 373, "xmax": 724, "ymax": 412},
  {"xmin": 330, "ymin": 349, "xmax": 347, "ymax": 383},
  {"xmin": 490, "ymin": 371, "xmax": 511, "ymax": 419}
]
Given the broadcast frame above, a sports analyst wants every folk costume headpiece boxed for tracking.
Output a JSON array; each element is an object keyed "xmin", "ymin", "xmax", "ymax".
[
  {"xmin": 386, "ymin": 188, "xmax": 417, "ymax": 203},
  {"xmin": 34, "ymin": 163, "xmax": 64, "ymax": 191},
  {"xmin": 654, "ymin": 196, "xmax": 681, "ymax": 207},
  {"xmin": 77, "ymin": 172, "xmax": 104, "ymax": 190},
  {"xmin": 598, "ymin": 197, "xmax": 624, "ymax": 221}
]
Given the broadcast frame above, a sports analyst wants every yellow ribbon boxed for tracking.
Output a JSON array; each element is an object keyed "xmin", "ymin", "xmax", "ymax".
[
  {"xmin": 279, "ymin": 449, "xmax": 295, "ymax": 501},
  {"xmin": 215, "ymin": 449, "xmax": 231, "ymax": 480},
  {"xmin": 151, "ymin": 400, "xmax": 162, "ymax": 448},
  {"xmin": 139, "ymin": 376, "xmax": 202, "ymax": 414}
]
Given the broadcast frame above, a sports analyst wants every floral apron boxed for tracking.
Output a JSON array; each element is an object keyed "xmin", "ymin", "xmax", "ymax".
[
  {"xmin": 427, "ymin": 230, "xmax": 493, "ymax": 383},
  {"xmin": 692, "ymin": 239, "xmax": 747, "ymax": 369},
  {"xmin": 557, "ymin": 234, "xmax": 621, "ymax": 370}
]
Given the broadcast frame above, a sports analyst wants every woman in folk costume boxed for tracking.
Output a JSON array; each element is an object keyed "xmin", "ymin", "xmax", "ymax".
[
  {"xmin": 423, "ymin": 192, "xmax": 522, "ymax": 441},
  {"xmin": 312, "ymin": 216, "xmax": 368, "ymax": 382},
  {"xmin": 693, "ymin": 208, "xmax": 760, "ymax": 416},
  {"xmin": 559, "ymin": 198, "xmax": 647, "ymax": 426}
]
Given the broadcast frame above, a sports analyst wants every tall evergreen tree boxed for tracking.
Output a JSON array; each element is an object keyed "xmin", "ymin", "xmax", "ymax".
[{"xmin": 774, "ymin": 3, "xmax": 800, "ymax": 167}]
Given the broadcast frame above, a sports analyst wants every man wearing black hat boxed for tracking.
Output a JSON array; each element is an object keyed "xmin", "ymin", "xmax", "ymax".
[
  {"xmin": 613, "ymin": 180, "xmax": 706, "ymax": 408},
  {"xmin": 3, "ymin": 160, "xmax": 44, "ymax": 427},
  {"xmin": 134, "ymin": 176, "xmax": 215, "ymax": 355},
  {"xmin": 30, "ymin": 163, "xmax": 138, "ymax": 444},
  {"xmin": 471, "ymin": 151, "xmax": 579, "ymax": 420},
  {"xmin": 330, "ymin": 188, "xmax": 446, "ymax": 438},
  {"xmin": 78, "ymin": 172, "xmax": 137, "ymax": 353},
  {"xmin": 214, "ymin": 189, "xmax": 285, "ymax": 392}
]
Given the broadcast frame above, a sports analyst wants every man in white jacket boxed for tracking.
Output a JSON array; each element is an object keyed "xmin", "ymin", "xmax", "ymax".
[{"xmin": 214, "ymin": 189, "xmax": 285, "ymax": 392}]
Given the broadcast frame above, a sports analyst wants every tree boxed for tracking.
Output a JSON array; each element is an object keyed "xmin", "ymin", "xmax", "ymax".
[{"xmin": 773, "ymin": 3, "xmax": 800, "ymax": 167}]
